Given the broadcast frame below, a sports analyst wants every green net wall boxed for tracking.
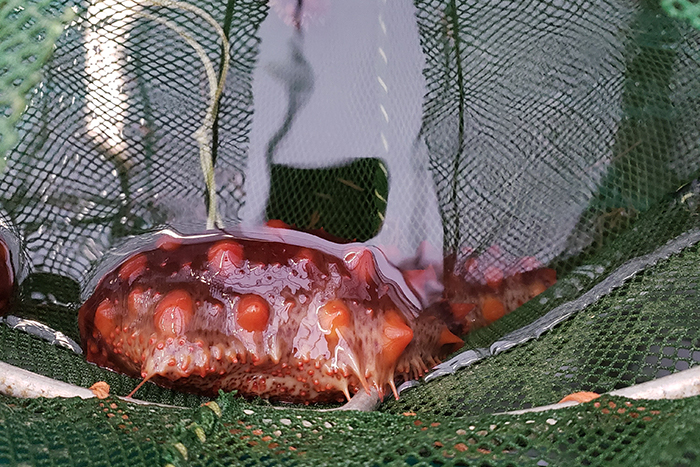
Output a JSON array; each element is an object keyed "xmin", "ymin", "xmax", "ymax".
[{"xmin": 1, "ymin": 0, "xmax": 700, "ymax": 465}]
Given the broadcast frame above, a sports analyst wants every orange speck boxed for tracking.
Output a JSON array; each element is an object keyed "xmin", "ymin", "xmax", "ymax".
[
  {"xmin": 381, "ymin": 310, "xmax": 414, "ymax": 366},
  {"xmin": 89, "ymin": 381, "xmax": 110, "ymax": 399},
  {"xmin": 156, "ymin": 235, "xmax": 181, "ymax": 251},
  {"xmin": 236, "ymin": 295, "xmax": 270, "ymax": 332},
  {"xmin": 118, "ymin": 254, "xmax": 147, "ymax": 282},
  {"xmin": 454, "ymin": 443, "xmax": 468, "ymax": 452},
  {"xmin": 127, "ymin": 286, "xmax": 145, "ymax": 320},
  {"xmin": 154, "ymin": 289, "xmax": 194, "ymax": 336},
  {"xmin": 558, "ymin": 392, "xmax": 600, "ymax": 404},
  {"xmin": 402, "ymin": 412, "xmax": 416, "ymax": 416},
  {"xmin": 482, "ymin": 297, "xmax": 506, "ymax": 323},
  {"xmin": 94, "ymin": 299, "xmax": 117, "ymax": 339},
  {"xmin": 208, "ymin": 240, "xmax": 244, "ymax": 273}
]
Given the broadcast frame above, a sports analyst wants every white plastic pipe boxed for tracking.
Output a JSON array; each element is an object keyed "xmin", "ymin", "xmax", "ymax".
[
  {"xmin": 0, "ymin": 361, "xmax": 180, "ymax": 407},
  {"xmin": 503, "ymin": 365, "xmax": 700, "ymax": 415}
]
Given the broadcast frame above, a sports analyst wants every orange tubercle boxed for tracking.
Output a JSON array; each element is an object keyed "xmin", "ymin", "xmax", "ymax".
[
  {"xmin": 154, "ymin": 289, "xmax": 194, "ymax": 336},
  {"xmin": 94, "ymin": 299, "xmax": 116, "ymax": 339},
  {"xmin": 118, "ymin": 254, "xmax": 147, "ymax": 282},
  {"xmin": 236, "ymin": 294, "xmax": 270, "ymax": 332},
  {"xmin": 208, "ymin": 240, "xmax": 244, "ymax": 273},
  {"xmin": 402, "ymin": 266, "xmax": 439, "ymax": 302},
  {"xmin": 528, "ymin": 269, "xmax": 557, "ymax": 297},
  {"xmin": 381, "ymin": 310, "xmax": 414, "ymax": 366},
  {"xmin": 482, "ymin": 297, "xmax": 506, "ymax": 323},
  {"xmin": 484, "ymin": 266, "xmax": 504, "ymax": 290},
  {"xmin": 156, "ymin": 235, "xmax": 182, "ymax": 251},
  {"xmin": 318, "ymin": 300, "xmax": 351, "ymax": 333},
  {"xmin": 438, "ymin": 327, "xmax": 463, "ymax": 353},
  {"xmin": 344, "ymin": 249, "xmax": 375, "ymax": 283},
  {"xmin": 127, "ymin": 286, "xmax": 145, "ymax": 320},
  {"xmin": 450, "ymin": 302, "xmax": 476, "ymax": 322},
  {"xmin": 318, "ymin": 300, "xmax": 351, "ymax": 350}
]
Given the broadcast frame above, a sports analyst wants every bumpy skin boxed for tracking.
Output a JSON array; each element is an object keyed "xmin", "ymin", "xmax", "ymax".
[
  {"xmin": 79, "ymin": 228, "xmax": 463, "ymax": 403},
  {"xmin": 442, "ymin": 246, "xmax": 558, "ymax": 334},
  {"xmin": 79, "ymin": 229, "xmax": 556, "ymax": 404}
]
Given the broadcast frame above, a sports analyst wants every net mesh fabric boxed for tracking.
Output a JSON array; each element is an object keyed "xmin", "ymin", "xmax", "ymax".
[
  {"xmin": 1, "ymin": 0, "xmax": 700, "ymax": 465},
  {"xmin": 3, "ymin": 0, "xmax": 266, "ymax": 282},
  {"xmin": 664, "ymin": 0, "xmax": 700, "ymax": 29}
]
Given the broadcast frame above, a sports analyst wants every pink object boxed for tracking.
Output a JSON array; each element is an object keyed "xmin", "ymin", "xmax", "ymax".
[{"xmin": 269, "ymin": 0, "xmax": 329, "ymax": 29}]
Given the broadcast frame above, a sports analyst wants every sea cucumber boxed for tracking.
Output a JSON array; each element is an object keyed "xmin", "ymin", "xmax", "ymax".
[
  {"xmin": 79, "ymin": 227, "xmax": 555, "ymax": 403},
  {"xmin": 79, "ymin": 227, "xmax": 464, "ymax": 403},
  {"xmin": 443, "ymin": 245, "xmax": 558, "ymax": 334}
]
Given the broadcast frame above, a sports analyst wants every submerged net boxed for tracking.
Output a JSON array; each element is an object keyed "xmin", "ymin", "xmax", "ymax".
[{"xmin": 1, "ymin": 0, "xmax": 700, "ymax": 465}]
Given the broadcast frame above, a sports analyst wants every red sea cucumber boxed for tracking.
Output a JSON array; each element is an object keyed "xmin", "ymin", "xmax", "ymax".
[
  {"xmin": 443, "ymin": 245, "xmax": 558, "ymax": 334},
  {"xmin": 79, "ymin": 227, "xmax": 463, "ymax": 403},
  {"xmin": 79, "ymin": 228, "xmax": 556, "ymax": 404}
]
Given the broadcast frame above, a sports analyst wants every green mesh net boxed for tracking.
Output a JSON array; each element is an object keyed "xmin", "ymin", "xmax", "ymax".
[
  {"xmin": 0, "ymin": 0, "xmax": 74, "ymax": 162},
  {"xmin": 664, "ymin": 0, "xmax": 700, "ymax": 29},
  {"xmin": 1, "ymin": 0, "xmax": 700, "ymax": 465}
]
